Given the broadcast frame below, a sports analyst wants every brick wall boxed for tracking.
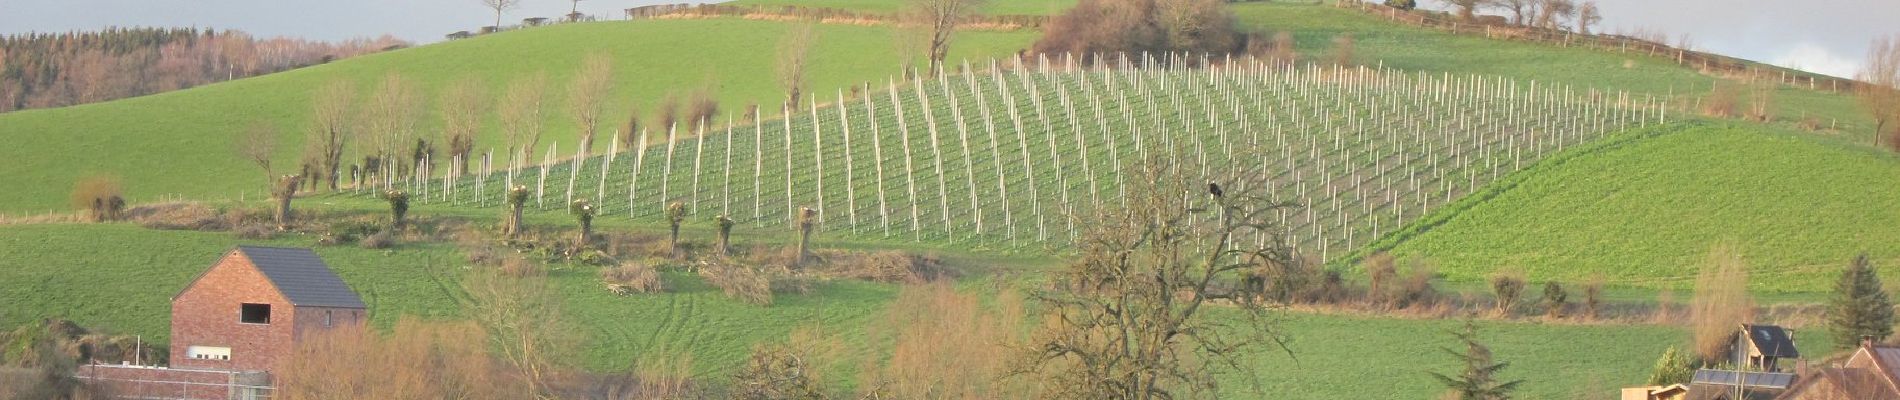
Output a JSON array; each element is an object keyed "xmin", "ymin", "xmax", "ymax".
[
  {"xmin": 169, "ymin": 251, "xmax": 295, "ymax": 372},
  {"xmin": 291, "ymin": 305, "xmax": 367, "ymax": 341}
]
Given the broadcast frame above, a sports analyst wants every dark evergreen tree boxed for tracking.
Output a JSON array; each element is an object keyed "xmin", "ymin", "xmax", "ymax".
[
  {"xmin": 1432, "ymin": 320, "xmax": 1523, "ymax": 400},
  {"xmin": 1829, "ymin": 254, "xmax": 1894, "ymax": 349}
]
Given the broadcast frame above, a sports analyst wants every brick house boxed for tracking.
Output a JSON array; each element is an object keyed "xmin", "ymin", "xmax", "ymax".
[{"xmin": 81, "ymin": 246, "xmax": 367, "ymax": 399}]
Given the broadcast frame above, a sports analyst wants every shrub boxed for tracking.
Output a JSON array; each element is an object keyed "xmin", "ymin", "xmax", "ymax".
[
  {"xmin": 1646, "ymin": 346, "xmax": 1693, "ymax": 386},
  {"xmin": 1364, "ymin": 252, "xmax": 1397, "ymax": 306},
  {"xmin": 571, "ymin": 199, "xmax": 596, "ymax": 245},
  {"xmin": 1701, "ymin": 81, "xmax": 1740, "ymax": 118},
  {"xmin": 500, "ymin": 255, "xmax": 544, "ymax": 278},
  {"xmin": 731, "ymin": 342, "xmax": 827, "ymax": 400},
  {"xmin": 1582, "ymin": 276, "xmax": 1605, "ymax": 320},
  {"xmin": 359, "ymin": 231, "xmax": 394, "ymax": 249},
  {"xmin": 701, "ymin": 263, "xmax": 773, "ymax": 305},
  {"xmin": 128, "ymin": 202, "xmax": 224, "ymax": 231},
  {"xmin": 1542, "ymin": 281, "xmax": 1568, "ymax": 318},
  {"xmin": 1331, "ymin": 33, "xmax": 1356, "ymax": 67},
  {"xmin": 829, "ymin": 251, "xmax": 948, "ymax": 284},
  {"xmin": 666, "ymin": 202, "xmax": 687, "ymax": 256},
  {"xmin": 69, "ymin": 175, "xmax": 125, "ymax": 222},
  {"xmin": 234, "ymin": 223, "xmax": 275, "ymax": 240},
  {"xmin": 383, "ymin": 190, "xmax": 410, "ymax": 228},
  {"xmin": 1385, "ymin": 0, "xmax": 1417, "ymax": 10},
  {"xmin": 601, "ymin": 261, "xmax": 666, "ymax": 295},
  {"xmin": 1394, "ymin": 259, "xmax": 1439, "ymax": 309},
  {"xmin": 322, "ymin": 219, "xmax": 383, "ymax": 245},
  {"xmin": 1490, "ymin": 270, "xmax": 1527, "ymax": 316}
]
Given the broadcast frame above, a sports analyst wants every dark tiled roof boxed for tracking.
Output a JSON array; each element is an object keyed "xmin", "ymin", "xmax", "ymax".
[
  {"xmin": 1743, "ymin": 324, "xmax": 1800, "ymax": 358},
  {"xmin": 236, "ymin": 246, "xmax": 366, "ymax": 309}
]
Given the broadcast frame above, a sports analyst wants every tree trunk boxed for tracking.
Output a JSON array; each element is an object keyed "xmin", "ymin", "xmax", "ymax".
[
  {"xmin": 669, "ymin": 223, "xmax": 681, "ymax": 257},
  {"xmin": 716, "ymin": 227, "xmax": 730, "ymax": 256},
  {"xmin": 796, "ymin": 223, "xmax": 813, "ymax": 267},
  {"xmin": 579, "ymin": 219, "xmax": 592, "ymax": 245},
  {"xmin": 507, "ymin": 203, "xmax": 524, "ymax": 238},
  {"xmin": 274, "ymin": 176, "xmax": 300, "ymax": 230}
]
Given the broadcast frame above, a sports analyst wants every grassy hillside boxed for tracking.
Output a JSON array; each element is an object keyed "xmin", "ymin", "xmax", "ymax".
[
  {"xmin": 0, "ymin": 19, "xmax": 1037, "ymax": 214},
  {"xmin": 0, "ymin": 222, "xmax": 1707, "ymax": 398},
  {"xmin": 1384, "ymin": 122, "xmax": 1900, "ymax": 293},
  {"xmin": 727, "ymin": 0, "xmax": 1077, "ymax": 15}
]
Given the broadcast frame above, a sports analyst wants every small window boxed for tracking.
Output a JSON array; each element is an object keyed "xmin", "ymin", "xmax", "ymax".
[
  {"xmin": 324, "ymin": 310, "xmax": 333, "ymax": 327},
  {"xmin": 186, "ymin": 346, "xmax": 231, "ymax": 360},
  {"xmin": 240, "ymin": 303, "xmax": 271, "ymax": 324}
]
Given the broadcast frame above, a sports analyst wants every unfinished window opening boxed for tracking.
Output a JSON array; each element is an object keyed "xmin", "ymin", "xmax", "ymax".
[
  {"xmin": 240, "ymin": 303, "xmax": 271, "ymax": 324},
  {"xmin": 186, "ymin": 346, "xmax": 231, "ymax": 360},
  {"xmin": 324, "ymin": 310, "xmax": 333, "ymax": 327}
]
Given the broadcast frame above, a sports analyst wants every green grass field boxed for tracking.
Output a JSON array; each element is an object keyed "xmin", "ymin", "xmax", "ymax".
[
  {"xmin": 0, "ymin": 19, "xmax": 1037, "ymax": 214},
  {"xmin": 727, "ymin": 0, "xmax": 1078, "ymax": 15},
  {"xmin": 1383, "ymin": 122, "xmax": 1900, "ymax": 293},
  {"xmin": 0, "ymin": 222, "xmax": 1724, "ymax": 399}
]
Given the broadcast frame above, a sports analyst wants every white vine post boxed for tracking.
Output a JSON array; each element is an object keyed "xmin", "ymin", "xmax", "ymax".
[
  {"xmin": 661, "ymin": 123, "xmax": 676, "ymax": 210},
  {"xmin": 974, "ymin": 61, "xmax": 1015, "ymax": 241},
  {"xmin": 942, "ymin": 65, "xmax": 982, "ymax": 238},
  {"xmin": 537, "ymin": 144, "xmax": 554, "ymax": 208},
  {"xmin": 565, "ymin": 139, "xmax": 583, "ymax": 205},
  {"xmin": 599, "ymin": 132, "xmax": 617, "ymax": 205},
  {"xmin": 891, "ymin": 78, "xmax": 922, "ymax": 240},
  {"xmin": 783, "ymin": 103, "xmax": 794, "ymax": 224},
  {"xmin": 753, "ymin": 110, "xmax": 764, "ymax": 223},
  {"xmin": 629, "ymin": 128, "xmax": 647, "ymax": 218},
  {"xmin": 837, "ymin": 90, "xmax": 859, "ymax": 229},
  {"xmin": 863, "ymin": 83, "xmax": 892, "ymax": 237},
  {"xmin": 722, "ymin": 116, "xmax": 734, "ymax": 217},
  {"xmin": 801, "ymin": 94, "xmax": 823, "ymax": 229},
  {"xmin": 691, "ymin": 121, "xmax": 706, "ymax": 213},
  {"xmin": 914, "ymin": 73, "xmax": 953, "ymax": 237},
  {"xmin": 1000, "ymin": 61, "xmax": 1046, "ymax": 241}
]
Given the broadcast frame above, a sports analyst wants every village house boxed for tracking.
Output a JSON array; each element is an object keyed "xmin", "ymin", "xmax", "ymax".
[
  {"xmin": 1774, "ymin": 338, "xmax": 1900, "ymax": 399},
  {"xmin": 78, "ymin": 246, "xmax": 366, "ymax": 399}
]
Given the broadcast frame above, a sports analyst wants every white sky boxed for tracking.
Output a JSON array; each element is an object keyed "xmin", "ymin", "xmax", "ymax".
[{"xmin": 0, "ymin": 0, "xmax": 1894, "ymax": 78}]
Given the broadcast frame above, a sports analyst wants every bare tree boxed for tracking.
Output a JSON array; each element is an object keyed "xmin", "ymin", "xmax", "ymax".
[
  {"xmin": 481, "ymin": 0, "xmax": 522, "ymax": 32},
  {"xmin": 499, "ymin": 72, "xmax": 549, "ymax": 161},
  {"xmin": 307, "ymin": 80, "xmax": 355, "ymax": 190},
  {"xmin": 463, "ymin": 269, "xmax": 577, "ymax": 399},
  {"xmin": 1533, "ymin": 0, "xmax": 1575, "ymax": 30},
  {"xmin": 618, "ymin": 104, "xmax": 642, "ymax": 150},
  {"xmin": 904, "ymin": 0, "xmax": 984, "ymax": 76},
  {"xmin": 440, "ymin": 76, "xmax": 488, "ymax": 177},
  {"xmin": 1440, "ymin": 0, "xmax": 1494, "ymax": 22},
  {"xmin": 1018, "ymin": 157, "xmax": 1297, "ymax": 399},
  {"xmin": 568, "ymin": 54, "xmax": 614, "ymax": 158},
  {"xmin": 1574, "ymin": 1, "xmax": 1601, "ymax": 35},
  {"xmin": 1495, "ymin": 0, "xmax": 1533, "ymax": 25},
  {"xmin": 567, "ymin": 0, "xmax": 585, "ymax": 21},
  {"xmin": 1691, "ymin": 244, "xmax": 1754, "ymax": 363},
  {"xmin": 367, "ymin": 72, "xmax": 423, "ymax": 178},
  {"xmin": 236, "ymin": 121, "xmax": 279, "ymax": 184},
  {"xmin": 1859, "ymin": 35, "xmax": 1900, "ymax": 149},
  {"xmin": 776, "ymin": 23, "xmax": 816, "ymax": 112}
]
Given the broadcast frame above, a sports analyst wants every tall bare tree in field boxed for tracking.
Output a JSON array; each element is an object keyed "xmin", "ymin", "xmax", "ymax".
[
  {"xmin": 1018, "ymin": 157, "xmax": 1297, "ymax": 399},
  {"xmin": 1691, "ymin": 244, "xmax": 1754, "ymax": 363},
  {"xmin": 1440, "ymin": 0, "xmax": 1494, "ymax": 22},
  {"xmin": 307, "ymin": 80, "xmax": 355, "ymax": 190},
  {"xmin": 904, "ymin": 0, "xmax": 983, "ymax": 76},
  {"xmin": 463, "ymin": 269, "xmax": 577, "ymax": 399},
  {"xmin": 568, "ymin": 54, "xmax": 613, "ymax": 158},
  {"xmin": 499, "ymin": 72, "xmax": 549, "ymax": 161},
  {"xmin": 1574, "ymin": 1, "xmax": 1601, "ymax": 34},
  {"xmin": 776, "ymin": 23, "xmax": 816, "ymax": 112},
  {"xmin": 1859, "ymin": 35, "xmax": 1900, "ymax": 149},
  {"xmin": 440, "ymin": 77, "xmax": 488, "ymax": 177},
  {"xmin": 236, "ymin": 121, "xmax": 279, "ymax": 185},
  {"xmin": 1533, "ymin": 0, "xmax": 1575, "ymax": 30},
  {"xmin": 367, "ymin": 72, "xmax": 423, "ymax": 178},
  {"xmin": 481, "ymin": 0, "xmax": 522, "ymax": 32},
  {"xmin": 1495, "ymin": 0, "xmax": 1532, "ymax": 25}
]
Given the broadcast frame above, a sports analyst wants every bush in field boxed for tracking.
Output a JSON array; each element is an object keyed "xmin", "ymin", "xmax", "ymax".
[
  {"xmin": 273, "ymin": 175, "xmax": 300, "ymax": 229},
  {"xmin": 1646, "ymin": 346, "xmax": 1693, "ymax": 386},
  {"xmin": 714, "ymin": 215, "xmax": 735, "ymax": 257},
  {"xmin": 1395, "ymin": 259, "xmax": 1439, "ymax": 309},
  {"xmin": 667, "ymin": 202, "xmax": 687, "ymax": 256},
  {"xmin": 1489, "ymin": 270, "xmax": 1527, "ymax": 316},
  {"xmin": 731, "ymin": 338, "xmax": 828, "ymax": 400},
  {"xmin": 571, "ymin": 199, "xmax": 596, "ymax": 245},
  {"xmin": 701, "ymin": 263, "xmax": 774, "ymax": 306},
  {"xmin": 1701, "ymin": 81, "xmax": 1740, "ymax": 118},
  {"xmin": 601, "ymin": 261, "xmax": 666, "ymax": 295},
  {"xmin": 1365, "ymin": 252, "xmax": 1397, "ymax": 306},
  {"xmin": 862, "ymin": 283, "xmax": 1027, "ymax": 398},
  {"xmin": 276, "ymin": 318, "xmax": 517, "ymax": 400},
  {"xmin": 1582, "ymin": 276, "xmax": 1604, "ymax": 320},
  {"xmin": 1032, "ymin": 0, "xmax": 1240, "ymax": 60},
  {"xmin": 383, "ymin": 190, "xmax": 410, "ymax": 229},
  {"xmin": 1541, "ymin": 281, "xmax": 1567, "ymax": 318},
  {"xmin": 359, "ymin": 231, "xmax": 394, "ymax": 249},
  {"xmin": 503, "ymin": 186, "xmax": 529, "ymax": 238},
  {"xmin": 69, "ymin": 175, "xmax": 124, "ymax": 222}
]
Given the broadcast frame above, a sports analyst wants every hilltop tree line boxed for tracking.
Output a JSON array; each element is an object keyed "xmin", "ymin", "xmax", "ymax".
[{"xmin": 0, "ymin": 27, "xmax": 406, "ymax": 113}]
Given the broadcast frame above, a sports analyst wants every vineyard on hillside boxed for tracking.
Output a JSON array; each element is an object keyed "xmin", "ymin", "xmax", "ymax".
[{"xmin": 364, "ymin": 54, "xmax": 1664, "ymax": 262}]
